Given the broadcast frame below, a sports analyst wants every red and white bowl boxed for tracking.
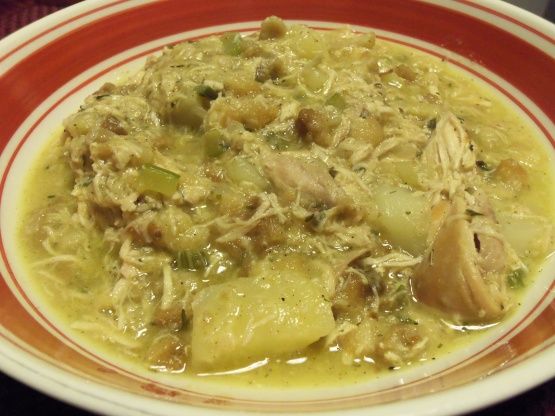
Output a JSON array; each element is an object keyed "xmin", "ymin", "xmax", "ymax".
[{"xmin": 0, "ymin": 1, "xmax": 554, "ymax": 415}]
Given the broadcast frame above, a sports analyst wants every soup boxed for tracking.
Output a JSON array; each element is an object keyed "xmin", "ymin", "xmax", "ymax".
[{"xmin": 18, "ymin": 17, "xmax": 555, "ymax": 386}]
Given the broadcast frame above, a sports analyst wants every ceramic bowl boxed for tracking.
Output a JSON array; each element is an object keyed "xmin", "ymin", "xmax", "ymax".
[{"xmin": 0, "ymin": 1, "xmax": 554, "ymax": 415}]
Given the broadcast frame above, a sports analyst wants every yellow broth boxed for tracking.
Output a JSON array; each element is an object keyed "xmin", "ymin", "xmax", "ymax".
[{"xmin": 17, "ymin": 18, "xmax": 555, "ymax": 387}]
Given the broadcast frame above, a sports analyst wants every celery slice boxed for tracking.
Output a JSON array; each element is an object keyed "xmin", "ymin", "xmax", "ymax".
[
  {"xmin": 137, "ymin": 164, "xmax": 180, "ymax": 197},
  {"xmin": 203, "ymin": 129, "xmax": 229, "ymax": 158},
  {"xmin": 174, "ymin": 250, "xmax": 209, "ymax": 271},
  {"xmin": 326, "ymin": 93, "xmax": 347, "ymax": 110},
  {"xmin": 221, "ymin": 33, "xmax": 244, "ymax": 56}
]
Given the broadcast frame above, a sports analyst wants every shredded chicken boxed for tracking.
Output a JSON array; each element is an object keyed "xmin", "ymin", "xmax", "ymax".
[
  {"xmin": 20, "ymin": 17, "xmax": 554, "ymax": 380},
  {"xmin": 422, "ymin": 112, "xmax": 476, "ymax": 200}
]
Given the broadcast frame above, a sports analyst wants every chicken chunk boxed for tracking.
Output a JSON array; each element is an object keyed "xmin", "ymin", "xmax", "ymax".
[
  {"xmin": 411, "ymin": 194, "xmax": 510, "ymax": 322},
  {"xmin": 262, "ymin": 152, "xmax": 350, "ymax": 209}
]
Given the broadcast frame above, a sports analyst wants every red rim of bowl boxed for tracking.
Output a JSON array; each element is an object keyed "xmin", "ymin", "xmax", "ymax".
[{"xmin": 0, "ymin": 0, "xmax": 554, "ymax": 414}]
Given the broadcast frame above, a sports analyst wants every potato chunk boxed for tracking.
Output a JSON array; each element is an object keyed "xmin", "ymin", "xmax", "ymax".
[
  {"xmin": 372, "ymin": 184, "xmax": 430, "ymax": 255},
  {"xmin": 148, "ymin": 206, "xmax": 209, "ymax": 251},
  {"xmin": 190, "ymin": 273, "xmax": 335, "ymax": 369},
  {"xmin": 349, "ymin": 115, "xmax": 384, "ymax": 146},
  {"xmin": 498, "ymin": 212, "xmax": 552, "ymax": 257},
  {"xmin": 205, "ymin": 96, "xmax": 278, "ymax": 131}
]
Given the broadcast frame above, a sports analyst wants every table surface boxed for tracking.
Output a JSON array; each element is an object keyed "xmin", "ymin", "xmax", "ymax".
[{"xmin": 1, "ymin": 1, "xmax": 555, "ymax": 415}]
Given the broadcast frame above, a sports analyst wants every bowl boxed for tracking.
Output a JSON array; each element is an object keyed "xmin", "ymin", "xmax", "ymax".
[{"xmin": 0, "ymin": 1, "xmax": 554, "ymax": 415}]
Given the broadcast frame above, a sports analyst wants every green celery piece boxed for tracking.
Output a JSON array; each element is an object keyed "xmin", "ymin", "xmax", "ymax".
[
  {"xmin": 174, "ymin": 250, "xmax": 209, "ymax": 271},
  {"xmin": 195, "ymin": 85, "xmax": 219, "ymax": 100},
  {"xmin": 507, "ymin": 268, "xmax": 525, "ymax": 289},
  {"xmin": 203, "ymin": 129, "xmax": 229, "ymax": 158},
  {"xmin": 221, "ymin": 33, "xmax": 244, "ymax": 56},
  {"xmin": 137, "ymin": 164, "xmax": 180, "ymax": 197},
  {"xmin": 326, "ymin": 93, "xmax": 347, "ymax": 110}
]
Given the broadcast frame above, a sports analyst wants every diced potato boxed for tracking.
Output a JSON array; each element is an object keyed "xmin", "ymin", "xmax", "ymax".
[
  {"xmin": 170, "ymin": 136, "xmax": 205, "ymax": 165},
  {"xmin": 301, "ymin": 66, "xmax": 328, "ymax": 93},
  {"xmin": 372, "ymin": 184, "xmax": 430, "ymax": 254},
  {"xmin": 292, "ymin": 29, "xmax": 325, "ymax": 59},
  {"xmin": 350, "ymin": 116, "xmax": 384, "ymax": 146},
  {"xmin": 401, "ymin": 100, "xmax": 440, "ymax": 119},
  {"xmin": 64, "ymin": 111, "xmax": 98, "ymax": 137},
  {"xmin": 210, "ymin": 185, "xmax": 250, "ymax": 217},
  {"xmin": 190, "ymin": 273, "xmax": 335, "ymax": 369},
  {"xmin": 497, "ymin": 213, "xmax": 552, "ymax": 257},
  {"xmin": 250, "ymin": 254, "xmax": 336, "ymax": 300},
  {"xmin": 392, "ymin": 160, "xmax": 422, "ymax": 188},
  {"xmin": 91, "ymin": 136, "xmax": 153, "ymax": 170},
  {"xmin": 388, "ymin": 143, "xmax": 420, "ymax": 160},
  {"xmin": 224, "ymin": 74, "xmax": 262, "ymax": 96},
  {"xmin": 206, "ymin": 97, "xmax": 278, "ymax": 131},
  {"xmin": 355, "ymin": 32, "xmax": 376, "ymax": 49},
  {"xmin": 149, "ymin": 206, "xmax": 209, "ymax": 251}
]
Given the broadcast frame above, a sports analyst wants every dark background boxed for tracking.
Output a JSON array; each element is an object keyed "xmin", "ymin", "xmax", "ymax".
[{"xmin": 1, "ymin": 0, "xmax": 554, "ymax": 415}]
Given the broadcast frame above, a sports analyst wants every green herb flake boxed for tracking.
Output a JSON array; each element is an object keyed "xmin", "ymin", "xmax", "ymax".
[
  {"xmin": 476, "ymin": 160, "xmax": 491, "ymax": 171},
  {"xmin": 507, "ymin": 268, "xmax": 526, "ymax": 289},
  {"xmin": 221, "ymin": 32, "xmax": 245, "ymax": 56},
  {"xmin": 398, "ymin": 316, "xmax": 419, "ymax": 325},
  {"xmin": 195, "ymin": 85, "xmax": 219, "ymax": 100}
]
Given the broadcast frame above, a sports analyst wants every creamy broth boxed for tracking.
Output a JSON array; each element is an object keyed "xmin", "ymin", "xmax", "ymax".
[{"xmin": 18, "ymin": 17, "xmax": 555, "ymax": 387}]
